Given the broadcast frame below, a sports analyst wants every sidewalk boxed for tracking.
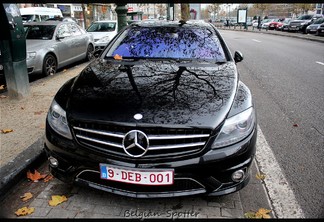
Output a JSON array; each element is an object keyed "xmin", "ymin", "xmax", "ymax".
[{"xmin": 0, "ymin": 63, "xmax": 88, "ymax": 196}]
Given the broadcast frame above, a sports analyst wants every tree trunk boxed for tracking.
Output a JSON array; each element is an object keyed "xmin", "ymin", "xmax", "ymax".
[
  {"xmin": 82, "ymin": 4, "xmax": 87, "ymax": 29},
  {"xmin": 181, "ymin": 4, "xmax": 190, "ymax": 21}
]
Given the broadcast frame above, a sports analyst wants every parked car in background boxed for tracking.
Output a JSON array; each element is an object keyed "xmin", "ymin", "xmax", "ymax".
[
  {"xmin": 24, "ymin": 21, "xmax": 94, "ymax": 76},
  {"xmin": 288, "ymin": 14, "xmax": 324, "ymax": 33},
  {"xmin": 223, "ymin": 18, "xmax": 238, "ymax": 26},
  {"xmin": 268, "ymin": 18, "xmax": 282, "ymax": 30},
  {"xmin": 86, "ymin": 20, "xmax": 118, "ymax": 50},
  {"xmin": 20, "ymin": 7, "xmax": 63, "ymax": 23},
  {"xmin": 261, "ymin": 19, "xmax": 277, "ymax": 29},
  {"xmin": 252, "ymin": 20, "xmax": 259, "ymax": 29},
  {"xmin": 306, "ymin": 17, "xmax": 324, "ymax": 35},
  {"xmin": 44, "ymin": 20, "xmax": 257, "ymax": 198},
  {"xmin": 316, "ymin": 23, "xmax": 324, "ymax": 36},
  {"xmin": 276, "ymin": 18, "xmax": 291, "ymax": 31}
]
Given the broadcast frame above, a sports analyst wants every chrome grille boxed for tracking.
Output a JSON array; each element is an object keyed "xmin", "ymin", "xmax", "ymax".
[{"xmin": 72, "ymin": 122, "xmax": 211, "ymax": 159}]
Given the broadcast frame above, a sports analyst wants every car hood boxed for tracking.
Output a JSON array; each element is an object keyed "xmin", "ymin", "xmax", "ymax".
[
  {"xmin": 89, "ymin": 32, "xmax": 116, "ymax": 41},
  {"xmin": 66, "ymin": 59, "xmax": 238, "ymax": 129},
  {"xmin": 307, "ymin": 24, "xmax": 321, "ymax": 28},
  {"xmin": 26, "ymin": 40, "xmax": 51, "ymax": 51},
  {"xmin": 292, "ymin": 19, "xmax": 311, "ymax": 23}
]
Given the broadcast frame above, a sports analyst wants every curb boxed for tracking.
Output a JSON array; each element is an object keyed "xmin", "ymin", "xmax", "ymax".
[{"xmin": 0, "ymin": 137, "xmax": 46, "ymax": 200}]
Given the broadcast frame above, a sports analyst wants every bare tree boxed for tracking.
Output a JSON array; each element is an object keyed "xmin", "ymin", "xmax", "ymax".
[
  {"xmin": 253, "ymin": 4, "xmax": 271, "ymax": 18},
  {"xmin": 208, "ymin": 4, "xmax": 221, "ymax": 21},
  {"xmin": 294, "ymin": 3, "xmax": 315, "ymax": 15},
  {"xmin": 156, "ymin": 4, "xmax": 167, "ymax": 18}
]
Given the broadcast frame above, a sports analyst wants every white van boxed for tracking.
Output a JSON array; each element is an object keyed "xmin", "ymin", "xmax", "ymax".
[{"xmin": 20, "ymin": 7, "xmax": 63, "ymax": 23}]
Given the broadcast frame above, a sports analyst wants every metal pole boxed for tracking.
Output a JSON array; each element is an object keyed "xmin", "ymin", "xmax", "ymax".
[{"xmin": 115, "ymin": 4, "xmax": 128, "ymax": 32}]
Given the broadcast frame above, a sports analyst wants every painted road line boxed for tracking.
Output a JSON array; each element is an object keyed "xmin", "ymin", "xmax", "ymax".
[
  {"xmin": 315, "ymin": 61, "xmax": 324, "ymax": 66},
  {"xmin": 252, "ymin": 39, "xmax": 261, "ymax": 43},
  {"xmin": 255, "ymin": 126, "xmax": 305, "ymax": 218}
]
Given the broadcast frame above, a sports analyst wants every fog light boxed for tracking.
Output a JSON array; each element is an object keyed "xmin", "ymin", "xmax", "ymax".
[
  {"xmin": 49, "ymin": 156, "xmax": 59, "ymax": 168},
  {"xmin": 231, "ymin": 169, "xmax": 245, "ymax": 182}
]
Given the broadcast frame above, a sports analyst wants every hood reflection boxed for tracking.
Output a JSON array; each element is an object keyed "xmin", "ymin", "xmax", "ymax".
[{"xmin": 69, "ymin": 59, "xmax": 237, "ymax": 127}]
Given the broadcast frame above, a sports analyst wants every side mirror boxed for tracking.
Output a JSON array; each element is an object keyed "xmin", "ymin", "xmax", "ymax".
[{"xmin": 234, "ymin": 51, "xmax": 243, "ymax": 63}]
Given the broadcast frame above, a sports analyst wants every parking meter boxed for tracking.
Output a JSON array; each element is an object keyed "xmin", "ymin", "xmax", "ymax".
[{"xmin": 0, "ymin": 3, "xmax": 29, "ymax": 99}]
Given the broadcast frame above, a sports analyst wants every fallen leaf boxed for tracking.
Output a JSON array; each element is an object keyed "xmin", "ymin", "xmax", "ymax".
[
  {"xmin": 27, "ymin": 170, "xmax": 47, "ymax": 182},
  {"xmin": 256, "ymin": 173, "xmax": 266, "ymax": 180},
  {"xmin": 39, "ymin": 124, "xmax": 46, "ymax": 129},
  {"xmin": 1, "ymin": 129, "xmax": 13, "ymax": 134},
  {"xmin": 63, "ymin": 69, "xmax": 67, "ymax": 72},
  {"xmin": 20, "ymin": 192, "xmax": 33, "ymax": 202},
  {"xmin": 256, "ymin": 208, "xmax": 271, "ymax": 219},
  {"xmin": 21, "ymin": 107, "xmax": 25, "ymax": 110},
  {"xmin": 0, "ymin": 95, "xmax": 7, "ymax": 98},
  {"xmin": 114, "ymin": 54, "xmax": 122, "ymax": 60},
  {"xmin": 0, "ymin": 85, "xmax": 5, "ymax": 90},
  {"xmin": 34, "ymin": 111, "xmax": 43, "ymax": 115},
  {"xmin": 244, "ymin": 208, "xmax": 271, "ymax": 219},
  {"xmin": 293, "ymin": 124, "xmax": 299, "ymax": 127},
  {"xmin": 44, "ymin": 174, "xmax": 54, "ymax": 183},
  {"xmin": 15, "ymin": 207, "xmax": 35, "ymax": 216},
  {"xmin": 244, "ymin": 211, "xmax": 256, "ymax": 218},
  {"xmin": 49, "ymin": 195, "xmax": 67, "ymax": 206}
]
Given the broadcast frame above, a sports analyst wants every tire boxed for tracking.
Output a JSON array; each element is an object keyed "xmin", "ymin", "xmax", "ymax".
[
  {"xmin": 86, "ymin": 44, "xmax": 94, "ymax": 61},
  {"xmin": 42, "ymin": 54, "xmax": 57, "ymax": 76}
]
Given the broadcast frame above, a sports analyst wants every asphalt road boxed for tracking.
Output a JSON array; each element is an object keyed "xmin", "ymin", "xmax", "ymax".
[{"xmin": 220, "ymin": 30, "xmax": 324, "ymax": 218}]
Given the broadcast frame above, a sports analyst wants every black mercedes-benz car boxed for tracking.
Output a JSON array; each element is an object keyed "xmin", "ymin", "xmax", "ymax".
[{"xmin": 44, "ymin": 20, "xmax": 257, "ymax": 198}]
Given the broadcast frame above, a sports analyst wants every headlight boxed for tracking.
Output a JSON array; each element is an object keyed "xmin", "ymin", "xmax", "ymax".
[
  {"xmin": 212, "ymin": 107, "xmax": 255, "ymax": 149},
  {"xmin": 47, "ymin": 99, "xmax": 72, "ymax": 139},
  {"xmin": 26, "ymin": 52, "xmax": 36, "ymax": 60},
  {"xmin": 97, "ymin": 36, "xmax": 111, "ymax": 43}
]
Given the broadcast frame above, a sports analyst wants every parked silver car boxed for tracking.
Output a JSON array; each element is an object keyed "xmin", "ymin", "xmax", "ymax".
[{"xmin": 24, "ymin": 21, "xmax": 94, "ymax": 76}]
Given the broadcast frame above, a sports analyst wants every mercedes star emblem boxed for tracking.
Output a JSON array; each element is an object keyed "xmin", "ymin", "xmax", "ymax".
[{"xmin": 122, "ymin": 130, "xmax": 149, "ymax": 157}]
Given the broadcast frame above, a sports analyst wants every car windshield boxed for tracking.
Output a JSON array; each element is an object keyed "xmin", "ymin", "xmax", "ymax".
[
  {"xmin": 314, "ymin": 18, "xmax": 324, "ymax": 24},
  {"xmin": 284, "ymin": 19, "xmax": 291, "ymax": 23},
  {"xmin": 87, "ymin": 22, "xmax": 116, "ymax": 32},
  {"xmin": 24, "ymin": 25, "xmax": 56, "ymax": 40},
  {"xmin": 297, "ymin": 15, "xmax": 312, "ymax": 20},
  {"xmin": 106, "ymin": 26, "xmax": 226, "ymax": 62}
]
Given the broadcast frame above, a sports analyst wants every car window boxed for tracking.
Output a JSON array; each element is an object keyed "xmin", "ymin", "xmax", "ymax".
[
  {"xmin": 25, "ymin": 25, "xmax": 56, "ymax": 40},
  {"xmin": 106, "ymin": 26, "xmax": 226, "ymax": 61},
  {"xmin": 68, "ymin": 23, "xmax": 82, "ymax": 36},
  {"xmin": 57, "ymin": 24, "xmax": 72, "ymax": 38},
  {"xmin": 87, "ymin": 22, "xmax": 116, "ymax": 32},
  {"xmin": 21, "ymin": 15, "xmax": 34, "ymax": 22},
  {"xmin": 314, "ymin": 18, "xmax": 324, "ymax": 24},
  {"xmin": 297, "ymin": 15, "xmax": 312, "ymax": 20}
]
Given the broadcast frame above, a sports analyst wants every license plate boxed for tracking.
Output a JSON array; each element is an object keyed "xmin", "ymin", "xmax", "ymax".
[
  {"xmin": 99, "ymin": 164, "xmax": 174, "ymax": 185},
  {"xmin": 291, "ymin": 26, "xmax": 296, "ymax": 28}
]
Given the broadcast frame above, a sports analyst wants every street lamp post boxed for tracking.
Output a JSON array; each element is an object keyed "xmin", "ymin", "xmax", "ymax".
[{"xmin": 226, "ymin": 4, "xmax": 231, "ymax": 28}]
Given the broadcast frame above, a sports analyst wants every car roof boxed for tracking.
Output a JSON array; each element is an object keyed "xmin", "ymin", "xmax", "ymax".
[
  {"xmin": 129, "ymin": 20, "xmax": 212, "ymax": 29},
  {"xmin": 93, "ymin": 20, "xmax": 117, "ymax": 23},
  {"xmin": 23, "ymin": 21, "xmax": 75, "ymax": 26}
]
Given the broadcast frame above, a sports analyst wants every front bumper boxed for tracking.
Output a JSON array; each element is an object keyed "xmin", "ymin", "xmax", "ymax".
[{"xmin": 44, "ymin": 123, "xmax": 257, "ymax": 198}]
